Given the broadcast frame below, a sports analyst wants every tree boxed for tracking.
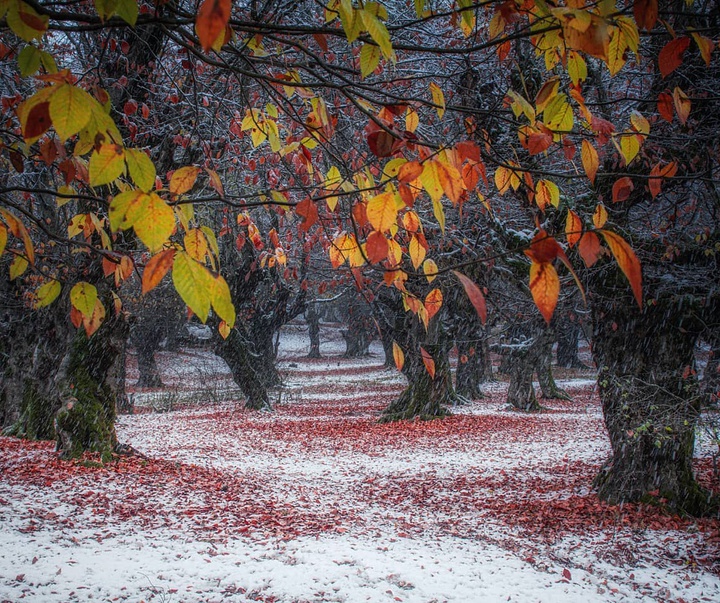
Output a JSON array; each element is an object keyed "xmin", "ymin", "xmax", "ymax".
[{"xmin": 1, "ymin": 1, "xmax": 718, "ymax": 513}]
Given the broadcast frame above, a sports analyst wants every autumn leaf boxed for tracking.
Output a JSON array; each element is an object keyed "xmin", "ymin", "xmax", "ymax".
[
  {"xmin": 366, "ymin": 192, "xmax": 398, "ymax": 233},
  {"xmin": 70, "ymin": 281, "xmax": 98, "ymax": 317},
  {"xmin": 578, "ymin": 232, "xmax": 603, "ymax": 267},
  {"xmin": 673, "ymin": 87, "xmax": 691, "ymax": 125},
  {"xmin": 89, "ymin": 144, "xmax": 125, "ymax": 187},
  {"xmin": 196, "ymin": 0, "xmax": 231, "ymax": 52},
  {"xmin": 659, "ymin": 37, "xmax": 690, "ymax": 78},
  {"xmin": 365, "ymin": 230, "xmax": 389, "ymax": 264},
  {"xmin": 612, "ymin": 177, "xmax": 634, "ymax": 204},
  {"xmin": 172, "ymin": 251, "xmax": 213, "ymax": 322},
  {"xmin": 34, "ymin": 280, "xmax": 61, "ymax": 309},
  {"xmin": 453, "ymin": 270, "xmax": 487, "ymax": 324},
  {"xmin": 657, "ymin": 92, "xmax": 674, "ymax": 123},
  {"xmin": 429, "ymin": 82, "xmax": 445, "ymax": 119},
  {"xmin": 392, "ymin": 341, "xmax": 405, "ymax": 371},
  {"xmin": 408, "ymin": 235, "xmax": 426, "ymax": 269},
  {"xmin": 565, "ymin": 210, "xmax": 582, "ymax": 248},
  {"xmin": 424, "ymin": 288, "xmax": 443, "ymax": 321},
  {"xmin": 125, "ymin": 148, "xmax": 156, "ymax": 192},
  {"xmin": 420, "ymin": 347, "xmax": 436, "ymax": 379},
  {"xmin": 295, "ymin": 197, "xmax": 319, "ymax": 232},
  {"xmin": 0, "ymin": 224, "xmax": 7, "ymax": 258},
  {"xmin": 423, "ymin": 259, "xmax": 438, "ymax": 283},
  {"xmin": 648, "ymin": 161, "xmax": 678, "ymax": 200},
  {"xmin": 48, "ymin": 84, "xmax": 94, "ymax": 141},
  {"xmin": 600, "ymin": 230, "xmax": 643, "ymax": 309},
  {"xmin": 633, "ymin": 0, "xmax": 658, "ymax": 30},
  {"xmin": 185, "ymin": 228, "xmax": 209, "ymax": 262},
  {"xmin": 170, "ymin": 166, "xmax": 201, "ymax": 196},
  {"xmin": 535, "ymin": 179, "xmax": 560, "ymax": 210},
  {"xmin": 529, "ymin": 261, "xmax": 559, "ymax": 324},
  {"xmin": 82, "ymin": 298, "xmax": 106, "ymax": 337},
  {"xmin": 592, "ymin": 204, "xmax": 608, "ymax": 229},
  {"xmin": 210, "ymin": 274, "xmax": 236, "ymax": 328},
  {"xmin": 360, "ymin": 43, "xmax": 381, "ymax": 78},
  {"xmin": 142, "ymin": 249, "xmax": 176, "ymax": 294},
  {"xmin": 126, "ymin": 193, "xmax": 176, "ymax": 252}
]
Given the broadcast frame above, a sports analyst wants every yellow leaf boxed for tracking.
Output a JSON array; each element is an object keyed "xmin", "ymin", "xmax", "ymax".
[
  {"xmin": 360, "ymin": 10, "xmax": 395, "ymax": 61},
  {"xmin": 200, "ymin": 226, "xmax": 220, "ymax": 261},
  {"xmin": 125, "ymin": 148, "xmax": 156, "ymax": 192},
  {"xmin": 544, "ymin": 93, "xmax": 574, "ymax": 134},
  {"xmin": 607, "ymin": 26, "xmax": 627, "ymax": 76},
  {"xmin": 581, "ymin": 140, "xmax": 599, "ymax": 184},
  {"xmin": 82, "ymin": 298, "xmax": 106, "ymax": 337},
  {"xmin": 6, "ymin": 2, "xmax": 48, "ymax": 42},
  {"xmin": 338, "ymin": 0, "xmax": 362, "ymax": 42},
  {"xmin": 89, "ymin": 144, "xmax": 125, "ymax": 187},
  {"xmin": 366, "ymin": 191, "xmax": 398, "ymax": 232},
  {"xmin": 429, "ymin": 82, "xmax": 445, "ymax": 119},
  {"xmin": 34, "ymin": 279, "xmax": 61, "ymax": 309},
  {"xmin": 567, "ymin": 50, "xmax": 587, "ymax": 85},
  {"xmin": 70, "ymin": 281, "xmax": 98, "ymax": 317},
  {"xmin": 218, "ymin": 321, "xmax": 231, "ymax": 339},
  {"xmin": 172, "ymin": 251, "xmax": 213, "ymax": 322},
  {"xmin": 619, "ymin": 133, "xmax": 640, "ymax": 166},
  {"xmin": 126, "ymin": 192, "xmax": 175, "ymax": 252},
  {"xmin": 405, "ymin": 108, "xmax": 419, "ymax": 133},
  {"xmin": 392, "ymin": 341, "xmax": 405, "ymax": 371},
  {"xmin": 409, "ymin": 235, "xmax": 426, "ymax": 269},
  {"xmin": 48, "ymin": 84, "xmax": 94, "ymax": 141},
  {"xmin": 673, "ymin": 87, "xmax": 691, "ymax": 125},
  {"xmin": 691, "ymin": 32, "xmax": 714, "ymax": 66},
  {"xmin": 211, "ymin": 274, "xmax": 236, "ymax": 328},
  {"xmin": 423, "ymin": 258, "xmax": 438, "ymax": 283},
  {"xmin": 0, "ymin": 224, "xmax": 6, "ymax": 257},
  {"xmin": 184, "ymin": 228, "xmax": 209, "ymax": 262},
  {"xmin": 170, "ymin": 166, "xmax": 201, "ymax": 196},
  {"xmin": 424, "ymin": 288, "xmax": 443, "ymax": 321},
  {"xmin": 9, "ymin": 255, "xmax": 28, "ymax": 280},
  {"xmin": 432, "ymin": 199, "xmax": 445, "ymax": 233},
  {"xmin": 593, "ymin": 203, "xmax": 608, "ymax": 229}
]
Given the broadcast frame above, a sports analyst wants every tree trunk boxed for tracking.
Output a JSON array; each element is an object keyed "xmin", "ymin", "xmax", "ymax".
[
  {"xmin": 701, "ymin": 331, "xmax": 720, "ymax": 406},
  {"xmin": 455, "ymin": 337, "xmax": 486, "ymax": 400},
  {"xmin": 556, "ymin": 316, "xmax": 588, "ymax": 369},
  {"xmin": 505, "ymin": 350, "xmax": 541, "ymax": 412},
  {"xmin": 306, "ymin": 304, "xmax": 322, "ymax": 358},
  {"xmin": 214, "ymin": 329, "xmax": 271, "ymax": 411},
  {"xmin": 592, "ymin": 303, "xmax": 716, "ymax": 515},
  {"xmin": 134, "ymin": 340, "xmax": 163, "ymax": 388},
  {"xmin": 536, "ymin": 333, "xmax": 571, "ymax": 401},
  {"xmin": 54, "ymin": 316, "xmax": 129, "ymax": 460}
]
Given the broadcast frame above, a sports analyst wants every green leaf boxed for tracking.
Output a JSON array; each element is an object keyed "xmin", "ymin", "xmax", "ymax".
[
  {"xmin": 6, "ymin": 2, "xmax": 48, "ymax": 42},
  {"xmin": 126, "ymin": 192, "xmax": 175, "ymax": 252},
  {"xmin": 360, "ymin": 43, "xmax": 381, "ymax": 78},
  {"xmin": 49, "ymin": 83, "xmax": 95, "ymax": 141},
  {"xmin": 39, "ymin": 50, "xmax": 57, "ymax": 74},
  {"xmin": 108, "ymin": 189, "xmax": 143, "ymax": 231},
  {"xmin": 89, "ymin": 144, "xmax": 126, "ymax": 187},
  {"xmin": 34, "ymin": 280, "xmax": 61, "ymax": 309},
  {"xmin": 211, "ymin": 274, "xmax": 236, "ymax": 328},
  {"xmin": 18, "ymin": 45, "xmax": 41, "ymax": 77},
  {"xmin": 70, "ymin": 281, "xmax": 98, "ymax": 316},
  {"xmin": 125, "ymin": 148, "xmax": 156, "ymax": 192},
  {"xmin": 9, "ymin": 255, "xmax": 28, "ymax": 280},
  {"xmin": 115, "ymin": 0, "xmax": 138, "ymax": 26},
  {"xmin": 172, "ymin": 251, "xmax": 213, "ymax": 322}
]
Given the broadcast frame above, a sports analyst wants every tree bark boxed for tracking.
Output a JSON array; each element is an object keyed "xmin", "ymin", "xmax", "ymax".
[
  {"xmin": 536, "ymin": 333, "xmax": 571, "ymax": 400},
  {"xmin": 455, "ymin": 337, "xmax": 486, "ymax": 400},
  {"xmin": 504, "ymin": 348, "xmax": 542, "ymax": 411},
  {"xmin": 556, "ymin": 314, "xmax": 588, "ymax": 369},
  {"xmin": 592, "ymin": 302, "xmax": 716, "ymax": 515},
  {"xmin": 54, "ymin": 315, "xmax": 129, "ymax": 460},
  {"xmin": 306, "ymin": 304, "xmax": 322, "ymax": 358}
]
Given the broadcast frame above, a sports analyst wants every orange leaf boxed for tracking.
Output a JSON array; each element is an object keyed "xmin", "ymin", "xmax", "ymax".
[
  {"xmin": 592, "ymin": 203, "xmax": 608, "ymax": 229},
  {"xmin": 420, "ymin": 347, "xmax": 436, "ymax": 379},
  {"xmin": 402, "ymin": 210, "xmax": 421, "ymax": 233},
  {"xmin": 82, "ymin": 298, "xmax": 106, "ymax": 337},
  {"xmin": 436, "ymin": 161, "xmax": 464, "ymax": 204},
  {"xmin": 453, "ymin": 270, "xmax": 487, "ymax": 324},
  {"xmin": 296, "ymin": 197, "xmax": 318, "ymax": 232},
  {"xmin": 424, "ymin": 288, "xmax": 443, "ymax": 321},
  {"xmin": 565, "ymin": 210, "xmax": 582, "ymax": 248},
  {"xmin": 366, "ymin": 191, "xmax": 398, "ymax": 233},
  {"xmin": 648, "ymin": 161, "xmax": 677, "ymax": 199},
  {"xmin": 612, "ymin": 177, "xmax": 634, "ymax": 203},
  {"xmin": 196, "ymin": 0, "xmax": 231, "ymax": 52},
  {"xmin": 657, "ymin": 92, "xmax": 674, "ymax": 123},
  {"xmin": 392, "ymin": 341, "xmax": 405, "ymax": 371},
  {"xmin": 142, "ymin": 249, "xmax": 176, "ymax": 294},
  {"xmin": 673, "ymin": 87, "xmax": 691, "ymax": 125},
  {"xmin": 529, "ymin": 261, "xmax": 559, "ymax": 324},
  {"xmin": 408, "ymin": 235, "xmax": 426, "ymax": 269},
  {"xmin": 581, "ymin": 140, "xmax": 599, "ymax": 185},
  {"xmin": 365, "ymin": 230, "xmax": 389, "ymax": 264},
  {"xmin": 169, "ymin": 166, "xmax": 200, "ymax": 196},
  {"xmin": 600, "ymin": 230, "xmax": 643, "ymax": 308},
  {"xmin": 658, "ymin": 37, "xmax": 690, "ymax": 79},
  {"xmin": 525, "ymin": 230, "xmax": 562, "ymax": 264},
  {"xmin": 578, "ymin": 232, "xmax": 603, "ymax": 267},
  {"xmin": 398, "ymin": 161, "xmax": 423, "ymax": 183}
]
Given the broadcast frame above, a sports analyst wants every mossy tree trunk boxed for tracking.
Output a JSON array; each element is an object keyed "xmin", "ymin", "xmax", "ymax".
[
  {"xmin": 592, "ymin": 301, "xmax": 716, "ymax": 515},
  {"xmin": 381, "ymin": 311, "xmax": 457, "ymax": 422},
  {"xmin": 504, "ymin": 345, "xmax": 542, "ymax": 412},
  {"xmin": 54, "ymin": 315, "xmax": 129, "ymax": 460},
  {"xmin": 536, "ymin": 333, "xmax": 571, "ymax": 400},
  {"xmin": 455, "ymin": 329, "xmax": 492, "ymax": 400},
  {"xmin": 213, "ymin": 328, "xmax": 271, "ymax": 411}
]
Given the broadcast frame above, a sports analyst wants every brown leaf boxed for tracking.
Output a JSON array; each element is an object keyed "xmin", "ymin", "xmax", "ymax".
[{"xmin": 196, "ymin": 0, "xmax": 232, "ymax": 52}]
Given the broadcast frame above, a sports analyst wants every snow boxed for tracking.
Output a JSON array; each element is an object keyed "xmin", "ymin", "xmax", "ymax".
[{"xmin": 1, "ymin": 323, "xmax": 719, "ymax": 602}]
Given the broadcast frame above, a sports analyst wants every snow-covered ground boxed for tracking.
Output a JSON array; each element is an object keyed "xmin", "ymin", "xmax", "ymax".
[{"xmin": 1, "ymin": 322, "xmax": 718, "ymax": 602}]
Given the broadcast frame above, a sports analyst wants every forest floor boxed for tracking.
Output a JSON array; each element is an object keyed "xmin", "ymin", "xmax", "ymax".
[{"xmin": 1, "ymin": 322, "xmax": 719, "ymax": 602}]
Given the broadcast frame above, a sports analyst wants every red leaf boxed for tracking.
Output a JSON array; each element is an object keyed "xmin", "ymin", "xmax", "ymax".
[
  {"xmin": 524, "ymin": 230, "xmax": 562, "ymax": 264},
  {"xmin": 295, "ymin": 197, "xmax": 318, "ymax": 232},
  {"xmin": 142, "ymin": 249, "xmax": 176, "ymax": 294},
  {"xmin": 633, "ymin": 0, "xmax": 658, "ymax": 30},
  {"xmin": 600, "ymin": 230, "xmax": 643, "ymax": 309},
  {"xmin": 453, "ymin": 270, "xmax": 487, "ymax": 324},
  {"xmin": 578, "ymin": 232, "xmax": 602, "ymax": 267},
  {"xmin": 367, "ymin": 130, "xmax": 398, "ymax": 158},
  {"xmin": 562, "ymin": 568, "xmax": 572, "ymax": 581},
  {"xmin": 658, "ymin": 37, "xmax": 690, "ymax": 79},
  {"xmin": 612, "ymin": 177, "xmax": 634, "ymax": 203},
  {"xmin": 657, "ymin": 92, "xmax": 674, "ymax": 122},
  {"xmin": 196, "ymin": 0, "xmax": 231, "ymax": 52},
  {"xmin": 365, "ymin": 231, "xmax": 388, "ymax": 264}
]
